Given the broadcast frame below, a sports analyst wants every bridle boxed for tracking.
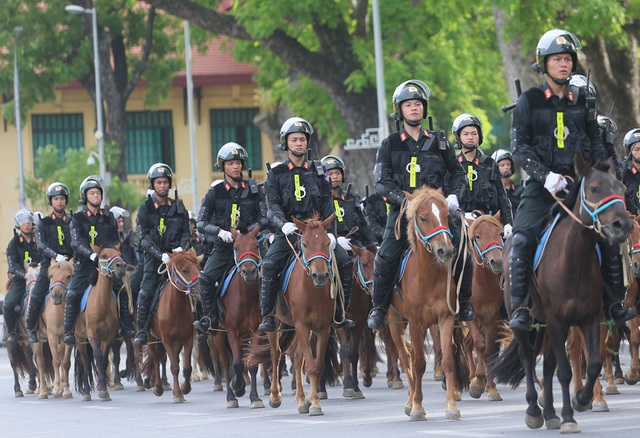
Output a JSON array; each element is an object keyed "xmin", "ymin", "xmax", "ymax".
[
  {"xmin": 413, "ymin": 216, "xmax": 453, "ymax": 253},
  {"xmin": 98, "ymin": 254, "xmax": 124, "ymax": 277}
]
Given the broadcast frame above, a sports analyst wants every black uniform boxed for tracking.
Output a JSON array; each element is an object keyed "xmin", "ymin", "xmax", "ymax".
[
  {"xmin": 508, "ymin": 81, "xmax": 630, "ymax": 327},
  {"xmin": 456, "ymin": 151, "xmax": 513, "ymax": 224},
  {"xmin": 504, "ymin": 181, "xmax": 524, "ymax": 220},
  {"xmin": 194, "ymin": 178, "xmax": 264, "ymax": 333},
  {"xmin": 330, "ymin": 189, "xmax": 377, "ymax": 248},
  {"xmin": 622, "ymin": 164, "xmax": 640, "ymax": 215},
  {"xmin": 362, "ymin": 193, "xmax": 388, "ymax": 244},
  {"xmin": 63, "ymin": 207, "xmax": 122, "ymax": 343},
  {"xmin": 135, "ymin": 194, "xmax": 190, "ymax": 340},
  {"xmin": 368, "ymin": 127, "xmax": 473, "ymax": 327},
  {"xmin": 4, "ymin": 232, "xmax": 42, "ymax": 340},
  {"xmin": 259, "ymin": 159, "xmax": 354, "ymax": 328},
  {"xmin": 26, "ymin": 212, "xmax": 73, "ymax": 339}
]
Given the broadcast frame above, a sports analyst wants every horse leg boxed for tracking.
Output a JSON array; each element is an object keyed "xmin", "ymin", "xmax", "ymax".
[
  {"xmin": 379, "ymin": 326, "xmax": 403, "ymax": 388},
  {"xmin": 603, "ymin": 328, "xmax": 620, "ymax": 395},
  {"xmin": 573, "ymin": 319, "xmax": 604, "ymax": 415},
  {"xmin": 33, "ymin": 343, "xmax": 49, "ymax": 399},
  {"xmin": 438, "ymin": 319, "xmax": 461, "ymax": 420},
  {"xmin": 110, "ymin": 340, "xmax": 123, "ymax": 390},
  {"xmin": 550, "ymin": 321, "xmax": 580, "ymax": 433},
  {"xmin": 337, "ymin": 328, "xmax": 355, "ymax": 398},
  {"xmin": 182, "ymin": 336, "xmax": 193, "ymax": 395},
  {"xmin": 430, "ymin": 325, "xmax": 444, "ymax": 381},
  {"xmin": 148, "ymin": 343, "xmax": 164, "ymax": 397},
  {"xmin": 350, "ymin": 327, "xmax": 365, "ymax": 399},
  {"xmin": 76, "ymin": 343, "xmax": 93, "ymax": 401},
  {"xmin": 307, "ymin": 327, "xmax": 329, "ymax": 416},
  {"xmin": 626, "ymin": 317, "xmax": 640, "ymax": 384},
  {"xmin": 483, "ymin": 317, "xmax": 502, "ymax": 401},
  {"xmin": 293, "ymin": 343, "xmax": 307, "ymax": 413},
  {"xmin": 216, "ymin": 334, "xmax": 237, "ymax": 408},
  {"xmin": 407, "ymin": 321, "xmax": 428, "ymax": 421},
  {"xmin": 467, "ymin": 320, "xmax": 486, "ymax": 399},
  {"xmin": 50, "ymin": 342, "xmax": 63, "ymax": 398},
  {"xmin": 540, "ymin": 342, "xmax": 560, "ymax": 429},
  {"xmin": 62, "ymin": 344, "xmax": 73, "ymax": 398},
  {"xmin": 92, "ymin": 339, "xmax": 111, "ymax": 401},
  {"xmin": 268, "ymin": 331, "xmax": 283, "ymax": 408},
  {"xmin": 388, "ymin": 315, "xmax": 413, "ymax": 415},
  {"xmin": 167, "ymin": 340, "xmax": 185, "ymax": 403},
  {"xmin": 513, "ymin": 329, "xmax": 543, "ymax": 429},
  {"xmin": 228, "ymin": 331, "xmax": 247, "ymax": 398}
]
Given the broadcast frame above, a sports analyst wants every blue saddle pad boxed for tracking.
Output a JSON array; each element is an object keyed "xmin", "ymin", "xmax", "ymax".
[
  {"xmin": 19, "ymin": 293, "xmax": 28, "ymax": 317},
  {"xmin": 533, "ymin": 213, "xmax": 601, "ymax": 270},
  {"xmin": 280, "ymin": 258, "xmax": 297, "ymax": 294},
  {"xmin": 219, "ymin": 266, "xmax": 236, "ymax": 299},
  {"xmin": 395, "ymin": 248, "xmax": 412, "ymax": 284},
  {"xmin": 80, "ymin": 284, "xmax": 117, "ymax": 312}
]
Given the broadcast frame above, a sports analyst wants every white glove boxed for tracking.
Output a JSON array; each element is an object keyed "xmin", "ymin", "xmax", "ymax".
[
  {"xmin": 446, "ymin": 194, "xmax": 459, "ymax": 213},
  {"xmin": 544, "ymin": 172, "xmax": 567, "ymax": 194},
  {"xmin": 503, "ymin": 224, "xmax": 513, "ymax": 238},
  {"xmin": 327, "ymin": 233, "xmax": 337, "ymax": 249},
  {"xmin": 281, "ymin": 222, "xmax": 298, "ymax": 235},
  {"xmin": 89, "ymin": 252, "xmax": 98, "ymax": 262},
  {"xmin": 55, "ymin": 254, "xmax": 67, "ymax": 263},
  {"xmin": 218, "ymin": 229, "xmax": 233, "ymax": 243},
  {"xmin": 173, "ymin": 247, "xmax": 183, "ymax": 253},
  {"xmin": 337, "ymin": 236, "xmax": 352, "ymax": 251},
  {"xmin": 161, "ymin": 253, "xmax": 171, "ymax": 264},
  {"xmin": 268, "ymin": 234, "xmax": 275, "ymax": 244}
]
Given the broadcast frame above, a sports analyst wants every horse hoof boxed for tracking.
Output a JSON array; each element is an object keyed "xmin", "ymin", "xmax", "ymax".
[
  {"xmin": 409, "ymin": 411, "xmax": 426, "ymax": 421},
  {"xmin": 227, "ymin": 400, "xmax": 239, "ymax": 408},
  {"xmin": 592, "ymin": 401, "xmax": 609, "ymax": 412},
  {"xmin": 269, "ymin": 398, "xmax": 282, "ymax": 409},
  {"xmin": 163, "ymin": 384, "xmax": 172, "ymax": 391},
  {"xmin": 98, "ymin": 391, "xmax": 111, "ymax": 401},
  {"xmin": 298, "ymin": 403, "xmax": 309, "ymax": 414},
  {"xmin": 560, "ymin": 422, "xmax": 580, "ymax": 434},
  {"xmin": 318, "ymin": 391, "xmax": 327, "ymax": 400},
  {"xmin": 445, "ymin": 409, "xmax": 460, "ymax": 420},
  {"xmin": 63, "ymin": 392, "xmax": 73, "ymax": 399},
  {"xmin": 469, "ymin": 385, "xmax": 484, "ymax": 399},
  {"xmin": 525, "ymin": 414, "xmax": 544, "ymax": 429},
  {"xmin": 352, "ymin": 391, "xmax": 365, "ymax": 400},
  {"xmin": 388, "ymin": 381, "xmax": 404, "ymax": 389},
  {"xmin": 192, "ymin": 375, "xmax": 201, "ymax": 382},
  {"xmin": 614, "ymin": 377, "xmax": 625, "ymax": 385},
  {"xmin": 214, "ymin": 384, "xmax": 224, "ymax": 392},
  {"xmin": 153, "ymin": 387, "xmax": 163, "ymax": 397},
  {"xmin": 82, "ymin": 394, "xmax": 91, "ymax": 402},
  {"xmin": 25, "ymin": 389, "xmax": 35, "ymax": 395},
  {"xmin": 454, "ymin": 391, "xmax": 462, "ymax": 402},
  {"xmin": 234, "ymin": 387, "xmax": 246, "ymax": 398},
  {"xmin": 264, "ymin": 388, "xmax": 270, "ymax": 396},
  {"xmin": 181, "ymin": 384, "xmax": 192, "ymax": 395},
  {"xmin": 623, "ymin": 375, "xmax": 638, "ymax": 386},
  {"xmin": 38, "ymin": 393, "xmax": 48, "ymax": 400},
  {"xmin": 571, "ymin": 396, "xmax": 590, "ymax": 413},
  {"xmin": 605, "ymin": 385, "xmax": 620, "ymax": 395},
  {"xmin": 404, "ymin": 404, "xmax": 412, "ymax": 416},
  {"xmin": 434, "ymin": 372, "xmax": 444, "ymax": 382},
  {"xmin": 136, "ymin": 386, "xmax": 146, "ymax": 392},
  {"xmin": 488, "ymin": 393, "xmax": 503, "ymax": 402},
  {"xmin": 545, "ymin": 416, "xmax": 561, "ymax": 430},
  {"xmin": 309, "ymin": 406, "xmax": 323, "ymax": 416},
  {"xmin": 363, "ymin": 376, "xmax": 372, "ymax": 388},
  {"xmin": 113, "ymin": 383, "xmax": 124, "ymax": 391},
  {"xmin": 172, "ymin": 396, "xmax": 185, "ymax": 404},
  {"xmin": 53, "ymin": 391, "xmax": 63, "ymax": 399},
  {"xmin": 14, "ymin": 391, "xmax": 24, "ymax": 398},
  {"xmin": 343, "ymin": 388, "xmax": 356, "ymax": 398},
  {"xmin": 251, "ymin": 400, "xmax": 265, "ymax": 409}
]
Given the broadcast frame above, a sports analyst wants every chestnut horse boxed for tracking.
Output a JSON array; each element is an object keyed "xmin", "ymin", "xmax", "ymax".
[
  {"xmin": 489, "ymin": 157, "xmax": 631, "ymax": 433},
  {"xmin": 74, "ymin": 244, "xmax": 126, "ymax": 401},
  {"xmin": 386, "ymin": 186, "xmax": 467, "ymax": 421},
  {"xmin": 146, "ymin": 250, "xmax": 200, "ymax": 403},
  {"xmin": 623, "ymin": 213, "xmax": 640, "ymax": 384},
  {"xmin": 267, "ymin": 213, "xmax": 336, "ymax": 416},
  {"xmin": 33, "ymin": 260, "xmax": 74, "ymax": 399},
  {"xmin": 213, "ymin": 225, "xmax": 265, "ymax": 409},
  {"xmin": 464, "ymin": 212, "xmax": 505, "ymax": 401}
]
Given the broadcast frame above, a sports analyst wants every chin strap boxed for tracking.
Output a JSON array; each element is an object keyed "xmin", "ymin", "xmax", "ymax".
[{"xmin": 404, "ymin": 119, "xmax": 422, "ymax": 127}]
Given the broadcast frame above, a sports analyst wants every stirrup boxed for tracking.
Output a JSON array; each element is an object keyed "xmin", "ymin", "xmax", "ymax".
[
  {"xmin": 258, "ymin": 315, "xmax": 276, "ymax": 332},
  {"xmin": 508, "ymin": 307, "xmax": 532, "ymax": 331},
  {"xmin": 28, "ymin": 331, "xmax": 38, "ymax": 344},
  {"xmin": 133, "ymin": 331, "xmax": 148, "ymax": 347},
  {"xmin": 64, "ymin": 333, "xmax": 76, "ymax": 345},
  {"xmin": 367, "ymin": 307, "xmax": 387, "ymax": 330}
]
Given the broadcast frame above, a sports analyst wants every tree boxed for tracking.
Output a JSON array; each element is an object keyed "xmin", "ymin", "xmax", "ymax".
[{"xmin": 144, "ymin": 0, "xmax": 510, "ymax": 190}]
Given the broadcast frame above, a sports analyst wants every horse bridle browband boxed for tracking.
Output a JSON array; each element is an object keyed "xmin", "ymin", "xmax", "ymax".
[
  {"xmin": 169, "ymin": 264, "xmax": 200, "ymax": 294},
  {"xmin": 233, "ymin": 248, "xmax": 263, "ymax": 270},
  {"xmin": 413, "ymin": 216, "xmax": 453, "ymax": 253},
  {"xmin": 98, "ymin": 254, "xmax": 124, "ymax": 277}
]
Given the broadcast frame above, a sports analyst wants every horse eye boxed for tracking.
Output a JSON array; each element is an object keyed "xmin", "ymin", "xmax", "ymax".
[
  {"xmin": 475, "ymin": 235, "xmax": 481, "ymax": 240},
  {"xmin": 589, "ymin": 186, "xmax": 597, "ymax": 194},
  {"xmin": 419, "ymin": 216, "xmax": 426, "ymax": 223}
]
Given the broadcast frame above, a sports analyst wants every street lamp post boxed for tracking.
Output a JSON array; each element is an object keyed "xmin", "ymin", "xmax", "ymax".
[
  {"xmin": 65, "ymin": 5, "xmax": 106, "ymax": 197},
  {"xmin": 13, "ymin": 26, "xmax": 25, "ymax": 209}
]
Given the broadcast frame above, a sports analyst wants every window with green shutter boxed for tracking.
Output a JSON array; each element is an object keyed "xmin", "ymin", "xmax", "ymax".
[
  {"xmin": 210, "ymin": 108, "xmax": 262, "ymax": 170},
  {"xmin": 31, "ymin": 113, "xmax": 84, "ymax": 173},
  {"xmin": 126, "ymin": 111, "xmax": 175, "ymax": 174}
]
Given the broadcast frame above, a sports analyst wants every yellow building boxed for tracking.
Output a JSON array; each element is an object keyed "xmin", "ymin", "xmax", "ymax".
[{"xmin": 0, "ymin": 38, "xmax": 273, "ymax": 291}]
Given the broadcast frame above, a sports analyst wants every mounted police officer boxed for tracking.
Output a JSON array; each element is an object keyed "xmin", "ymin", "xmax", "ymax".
[
  {"xmin": 257, "ymin": 117, "xmax": 355, "ymax": 332},
  {"xmin": 4, "ymin": 210, "xmax": 42, "ymax": 343},
  {"xmin": 193, "ymin": 143, "xmax": 265, "ymax": 336},
  {"xmin": 25, "ymin": 183, "xmax": 73, "ymax": 344},
  {"xmin": 452, "ymin": 113, "xmax": 514, "ymax": 232},
  {"xmin": 508, "ymin": 29, "xmax": 637, "ymax": 331},
  {"xmin": 64, "ymin": 176, "xmax": 131, "ymax": 345},
  {"xmin": 621, "ymin": 128, "xmax": 640, "ymax": 215},
  {"xmin": 491, "ymin": 149, "xmax": 524, "ymax": 217},
  {"xmin": 367, "ymin": 79, "xmax": 474, "ymax": 330},
  {"xmin": 133, "ymin": 163, "xmax": 191, "ymax": 346}
]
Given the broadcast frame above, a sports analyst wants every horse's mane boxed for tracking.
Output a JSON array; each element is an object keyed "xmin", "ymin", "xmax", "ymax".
[
  {"xmin": 49, "ymin": 260, "xmax": 74, "ymax": 277},
  {"xmin": 468, "ymin": 214, "xmax": 503, "ymax": 236},
  {"xmin": 304, "ymin": 212, "xmax": 323, "ymax": 229},
  {"xmin": 406, "ymin": 186, "xmax": 447, "ymax": 253},
  {"xmin": 170, "ymin": 250, "xmax": 199, "ymax": 267},
  {"xmin": 236, "ymin": 222, "xmax": 250, "ymax": 234}
]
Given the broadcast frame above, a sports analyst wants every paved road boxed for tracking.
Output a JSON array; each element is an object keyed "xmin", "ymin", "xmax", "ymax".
[{"xmin": 1, "ymin": 341, "xmax": 640, "ymax": 437}]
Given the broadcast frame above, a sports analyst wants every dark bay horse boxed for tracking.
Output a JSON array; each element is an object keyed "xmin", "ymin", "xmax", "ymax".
[
  {"xmin": 33, "ymin": 260, "xmax": 74, "ymax": 399},
  {"xmin": 489, "ymin": 157, "xmax": 632, "ymax": 433},
  {"xmin": 74, "ymin": 245, "xmax": 126, "ymax": 401},
  {"xmin": 267, "ymin": 213, "xmax": 336, "ymax": 416},
  {"xmin": 213, "ymin": 225, "xmax": 265, "ymax": 409},
  {"xmin": 337, "ymin": 243, "xmax": 377, "ymax": 399},
  {"xmin": 464, "ymin": 212, "xmax": 505, "ymax": 401},
  {"xmin": 386, "ymin": 186, "xmax": 467, "ymax": 421},
  {"xmin": 146, "ymin": 250, "xmax": 200, "ymax": 403}
]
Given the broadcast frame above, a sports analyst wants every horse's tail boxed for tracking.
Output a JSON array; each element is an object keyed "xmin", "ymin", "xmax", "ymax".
[
  {"xmin": 453, "ymin": 324, "xmax": 470, "ymax": 391},
  {"xmin": 487, "ymin": 334, "xmax": 527, "ymax": 388},
  {"xmin": 359, "ymin": 326, "xmax": 382, "ymax": 367},
  {"xmin": 120, "ymin": 340, "xmax": 138, "ymax": 381},
  {"xmin": 198, "ymin": 336, "xmax": 216, "ymax": 377},
  {"xmin": 140, "ymin": 346, "xmax": 155, "ymax": 378},
  {"xmin": 5, "ymin": 338, "xmax": 32, "ymax": 378},
  {"xmin": 322, "ymin": 331, "xmax": 341, "ymax": 387},
  {"xmin": 246, "ymin": 327, "xmax": 296, "ymax": 367},
  {"xmin": 74, "ymin": 344, "xmax": 95, "ymax": 393},
  {"xmin": 41, "ymin": 341, "xmax": 55, "ymax": 383}
]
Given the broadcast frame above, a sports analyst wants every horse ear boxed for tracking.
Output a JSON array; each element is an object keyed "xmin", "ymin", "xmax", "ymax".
[
  {"xmin": 351, "ymin": 245, "xmax": 363, "ymax": 256},
  {"xmin": 574, "ymin": 152, "xmax": 589, "ymax": 179},
  {"xmin": 404, "ymin": 190, "xmax": 414, "ymax": 201},
  {"xmin": 231, "ymin": 227, "xmax": 238, "ymax": 238},
  {"xmin": 251, "ymin": 226, "xmax": 260, "ymax": 238},
  {"xmin": 321, "ymin": 213, "xmax": 335, "ymax": 230},
  {"xmin": 90, "ymin": 243, "xmax": 99, "ymax": 254},
  {"xmin": 292, "ymin": 216, "xmax": 305, "ymax": 231},
  {"xmin": 494, "ymin": 211, "xmax": 501, "ymax": 221}
]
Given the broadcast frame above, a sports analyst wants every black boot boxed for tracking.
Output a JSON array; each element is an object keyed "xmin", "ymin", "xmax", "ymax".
[
  {"xmin": 26, "ymin": 291, "xmax": 45, "ymax": 344},
  {"xmin": 456, "ymin": 256, "xmax": 475, "ymax": 321},
  {"xmin": 258, "ymin": 261, "xmax": 279, "ymax": 332},
  {"xmin": 63, "ymin": 291, "xmax": 81, "ymax": 345},
  {"xmin": 508, "ymin": 233, "xmax": 533, "ymax": 331},
  {"xmin": 193, "ymin": 274, "xmax": 218, "ymax": 335},
  {"xmin": 335, "ymin": 258, "xmax": 355, "ymax": 329},
  {"xmin": 4, "ymin": 305, "xmax": 18, "ymax": 343},
  {"xmin": 367, "ymin": 256, "xmax": 395, "ymax": 330},
  {"xmin": 134, "ymin": 290, "xmax": 152, "ymax": 347},
  {"xmin": 602, "ymin": 250, "xmax": 638, "ymax": 328},
  {"xmin": 118, "ymin": 292, "xmax": 135, "ymax": 340}
]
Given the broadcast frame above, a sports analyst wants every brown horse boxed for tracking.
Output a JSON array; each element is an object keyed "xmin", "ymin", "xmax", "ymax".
[
  {"xmin": 386, "ymin": 186, "xmax": 467, "ymax": 421},
  {"xmin": 266, "ymin": 213, "xmax": 336, "ymax": 416},
  {"xmin": 146, "ymin": 250, "xmax": 199, "ymax": 403},
  {"xmin": 624, "ymin": 214, "xmax": 640, "ymax": 384},
  {"xmin": 337, "ymin": 243, "xmax": 377, "ymax": 399},
  {"xmin": 213, "ymin": 225, "xmax": 265, "ymax": 409},
  {"xmin": 464, "ymin": 212, "xmax": 505, "ymax": 401},
  {"xmin": 490, "ymin": 157, "xmax": 631, "ymax": 433},
  {"xmin": 74, "ymin": 244, "xmax": 126, "ymax": 401},
  {"xmin": 33, "ymin": 260, "xmax": 74, "ymax": 399},
  {"xmin": 5, "ymin": 263, "xmax": 39, "ymax": 397}
]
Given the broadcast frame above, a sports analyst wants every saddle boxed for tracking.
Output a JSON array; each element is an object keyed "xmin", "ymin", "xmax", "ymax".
[{"xmin": 80, "ymin": 284, "xmax": 117, "ymax": 312}]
